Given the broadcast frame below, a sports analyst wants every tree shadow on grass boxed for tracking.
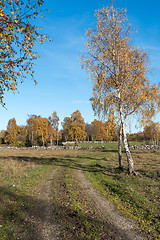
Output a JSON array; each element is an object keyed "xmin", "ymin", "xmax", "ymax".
[
  {"xmin": 102, "ymin": 149, "xmax": 118, "ymax": 153},
  {"xmin": 0, "ymin": 185, "xmax": 115, "ymax": 240},
  {"xmin": 0, "ymin": 186, "xmax": 47, "ymax": 240},
  {"xmin": 0, "ymin": 154, "xmax": 126, "ymax": 178}
]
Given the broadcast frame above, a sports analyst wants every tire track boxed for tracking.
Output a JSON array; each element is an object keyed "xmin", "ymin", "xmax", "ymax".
[{"xmin": 74, "ymin": 166, "xmax": 148, "ymax": 240}]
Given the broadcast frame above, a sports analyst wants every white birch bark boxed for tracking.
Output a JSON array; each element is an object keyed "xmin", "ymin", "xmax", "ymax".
[
  {"xmin": 118, "ymin": 123, "xmax": 123, "ymax": 169},
  {"xmin": 120, "ymin": 106, "xmax": 134, "ymax": 174},
  {"xmin": 42, "ymin": 133, "xmax": 44, "ymax": 146},
  {"xmin": 56, "ymin": 131, "xmax": 58, "ymax": 146},
  {"xmin": 50, "ymin": 137, "xmax": 53, "ymax": 146}
]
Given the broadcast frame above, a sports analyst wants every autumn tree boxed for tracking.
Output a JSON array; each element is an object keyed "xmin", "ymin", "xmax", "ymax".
[
  {"xmin": 27, "ymin": 115, "xmax": 39, "ymax": 146},
  {"xmin": 143, "ymin": 121, "xmax": 160, "ymax": 145},
  {"xmin": 0, "ymin": 0, "xmax": 50, "ymax": 105},
  {"xmin": 37, "ymin": 117, "xmax": 50, "ymax": 146},
  {"xmin": 27, "ymin": 115, "xmax": 52, "ymax": 146},
  {"xmin": 91, "ymin": 119, "xmax": 107, "ymax": 141},
  {"xmin": 105, "ymin": 116, "xmax": 118, "ymax": 141},
  {"xmin": 69, "ymin": 110, "xmax": 87, "ymax": 141},
  {"xmin": 62, "ymin": 110, "xmax": 86, "ymax": 142},
  {"xmin": 18, "ymin": 125, "xmax": 28, "ymax": 146},
  {"xmin": 85, "ymin": 123, "xmax": 97, "ymax": 141},
  {"xmin": 61, "ymin": 117, "xmax": 72, "ymax": 141},
  {"xmin": 47, "ymin": 121, "xmax": 56, "ymax": 146},
  {"xmin": 0, "ymin": 130, "xmax": 6, "ymax": 144},
  {"xmin": 5, "ymin": 118, "xmax": 19, "ymax": 144},
  {"xmin": 48, "ymin": 112, "xmax": 59, "ymax": 145},
  {"xmin": 81, "ymin": 4, "xmax": 160, "ymax": 174}
]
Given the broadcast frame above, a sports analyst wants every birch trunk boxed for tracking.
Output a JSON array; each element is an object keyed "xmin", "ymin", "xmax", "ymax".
[
  {"xmin": 120, "ymin": 107, "xmax": 134, "ymax": 174},
  {"xmin": 50, "ymin": 137, "xmax": 53, "ymax": 146},
  {"xmin": 57, "ymin": 131, "xmax": 58, "ymax": 146},
  {"xmin": 42, "ymin": 133, "xmax": 44, "ymax": 147},
  {"xmin": 32, "ymin": 131, "xmax": 34, "ymax": 146},
  {"xmin": 118, "ymin": 123, "xmax": 123, "ymax": 169}
]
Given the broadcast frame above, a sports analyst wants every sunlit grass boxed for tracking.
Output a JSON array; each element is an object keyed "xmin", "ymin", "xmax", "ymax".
[{"xmin": 84, "ymin": 146, "xmax": 160, "ymax": 239}]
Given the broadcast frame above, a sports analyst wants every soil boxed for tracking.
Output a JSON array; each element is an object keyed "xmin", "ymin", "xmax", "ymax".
[{"xmin": 18, "ymin": 164, "xmax": 148, "ymax": 240}]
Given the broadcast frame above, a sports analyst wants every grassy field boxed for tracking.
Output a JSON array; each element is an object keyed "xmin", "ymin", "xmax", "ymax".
[
  {"xmin": 78, "ymin": 141, "xmax": 146, "ymax": 148},
  {"xmin": 0, "ymin": 144, "xmax": 159, "ymax": 239}
]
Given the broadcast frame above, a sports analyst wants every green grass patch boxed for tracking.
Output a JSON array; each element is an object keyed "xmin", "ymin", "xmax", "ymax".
[
  {"xmin": 84, "ymin": 150, "xmax": 160, "ymax": 240},
  {"xmin": 78, "ymin": 141, "xmax": 145, "ymax": 148}
]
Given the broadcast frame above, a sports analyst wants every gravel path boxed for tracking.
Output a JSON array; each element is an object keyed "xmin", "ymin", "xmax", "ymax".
[
  {"xmin": 75, "ymin": 166, "xmax": 148, "ymax": 240},
  {"xmin": 21, "ymin": 164, "xmax": 148, "ymax": 240}
]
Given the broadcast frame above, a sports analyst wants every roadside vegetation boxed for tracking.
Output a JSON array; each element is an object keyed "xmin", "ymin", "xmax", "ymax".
[{"xmin": 0, "ymin": 144, "xmax": 159, "ymax": 239}]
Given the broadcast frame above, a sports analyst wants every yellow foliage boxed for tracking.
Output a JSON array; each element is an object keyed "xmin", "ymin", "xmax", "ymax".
[{"xmin": 0, "ymin": 0, "xmax": 51, "ymax": 105}]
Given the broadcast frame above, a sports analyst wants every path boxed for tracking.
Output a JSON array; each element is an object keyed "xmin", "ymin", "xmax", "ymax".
[
  {"xmin": 21, "ymin": 164, "xmax": 148, "ymax": 240},
  {"xmin": 75, "ymin": 166, "xmax": 147, "ymax": 240}
]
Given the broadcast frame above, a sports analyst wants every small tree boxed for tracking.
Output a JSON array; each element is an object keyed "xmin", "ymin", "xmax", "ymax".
[
  {"xmin": 69, "ymin": 110, "xmax": 87, "ymax": 142},
  {"xmin": 143, "ymin": 121, "xmax": 160, "ymax": 145},
  {"xmin": 62, "ymin": 110, "xmax": 86, "ymax": 142},
  {"xmin": 48, "ymin": 112, "xmax": 59, "ymax": 145},
  {"xmin": 27, "ymin": 115, "xmax": 39, "ymax": 146},
  {"xmin": 61, "ymin": 117, "xmax": 72, "ymax": 141},
  {"xmin": 92, "ymin": 119, "xmax": 107, "ymax": 141},
  {"xmin": 5, "ymin": 118, "xmax": 19, "ymax": 145},
  {"xmin": 81, "ymin": 4, "xmax": 160, "ymax": 174}
]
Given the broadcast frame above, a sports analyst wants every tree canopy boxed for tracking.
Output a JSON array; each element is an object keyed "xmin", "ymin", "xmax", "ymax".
[{"xmin": 0, "ymin": 0, "xmax": 50, "ymax": 105}]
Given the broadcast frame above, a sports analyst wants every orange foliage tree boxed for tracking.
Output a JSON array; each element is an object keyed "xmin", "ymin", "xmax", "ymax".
[
  {"xmin": 91, "ymin": 119, "xmax": 107, "ymax": 141},
  {"xmin": 69, "ymin": 110, "xmax": 87, "ymax": 141},
  {"xmin": 143, "ymin": 121, "xmax": 160, "ymax": 144},
  {"xmin": 27, "ymin": 115, "xmax": 53, "ymax": 146},
  {"xmin": 62, "ymin": 110, "xmax": 86, "ymax": 142},
  {"xmin": 5, "ymin": 118, "xmax": 19, "ymax": 144}
]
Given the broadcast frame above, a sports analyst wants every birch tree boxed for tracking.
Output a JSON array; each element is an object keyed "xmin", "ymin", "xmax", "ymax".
[
  {"xmin": 81, "ymin": 5, "xmax": 160, "ymax": 174},
  {"xmin": 62, "ymin": 117, "xmax": 72, "ymax": 141},
  {"xmin": 48, "ymin": 112, "xmax": 59, "ymax": 145}
]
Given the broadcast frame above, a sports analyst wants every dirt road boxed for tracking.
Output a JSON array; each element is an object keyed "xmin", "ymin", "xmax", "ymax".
[{"xmin": 20, "ymin": 164, "xmax": 148, "ymax": 240}]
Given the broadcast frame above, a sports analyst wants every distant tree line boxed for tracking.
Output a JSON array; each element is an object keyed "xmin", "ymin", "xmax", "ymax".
[
  {"xmin": 0, "ymin": 110, "xmax": 121, "ymax": 147},
  {"xmin": 127, "ymin": 121, "xmax": 160, "ymax": 145},
  {"xmin": 0, "ymin": 110, "xmax": 159, "ymax": 147}
]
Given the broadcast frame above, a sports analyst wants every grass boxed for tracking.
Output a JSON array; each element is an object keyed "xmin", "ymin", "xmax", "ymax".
[
  {"xmin": 0, "ymin": 149, "xmax": 56, "ymax": 239},
  {"xmin": 83, "ymin": 146, "xmax": 160, "ymax": 239},
  {"xmin": 0, "ymin": 145, "xmax": 159, "ymax": 239},
  {"xmin": 78, "ymin": 141, "xmax": 145, "ymax": 148}
]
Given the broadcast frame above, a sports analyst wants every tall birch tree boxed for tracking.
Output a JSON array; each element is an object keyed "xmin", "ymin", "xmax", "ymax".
[{"xmin": 81, "ymin": 4, "xmax": 160, "ymax": 174}]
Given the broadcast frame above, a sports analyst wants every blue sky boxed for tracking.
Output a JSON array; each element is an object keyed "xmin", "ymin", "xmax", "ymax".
[{"xmin": 0, "ymin": 0, "xmax": 160, "ymax": 132}]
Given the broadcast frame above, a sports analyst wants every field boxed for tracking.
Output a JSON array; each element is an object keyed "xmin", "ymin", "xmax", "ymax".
[{"xmin": 0, "ymin": 143, "xmax": 159, "ymax": 239}]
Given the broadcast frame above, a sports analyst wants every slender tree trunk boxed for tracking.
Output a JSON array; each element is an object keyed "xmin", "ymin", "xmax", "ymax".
[
  {"xmin": 120, "ymin": 107, "xmax": 134, "ymax": 174},
  {"xmin": 57, "ymin": 131, "xmax": 58, "ymax": 146},
  {"xmin": 32, "ymin": 131, "xmax": 34, "ymax": 146},
  {"xmin": 118, "ymin": 123, "xmax": 123, "ymax": 170},
  {"xmin": 42, "ymin": 133, "xmax": 44, "ymax": 146},
  {"xmin": 50, "ymin": 137, "xmax": 53, "ymax": 146}
]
